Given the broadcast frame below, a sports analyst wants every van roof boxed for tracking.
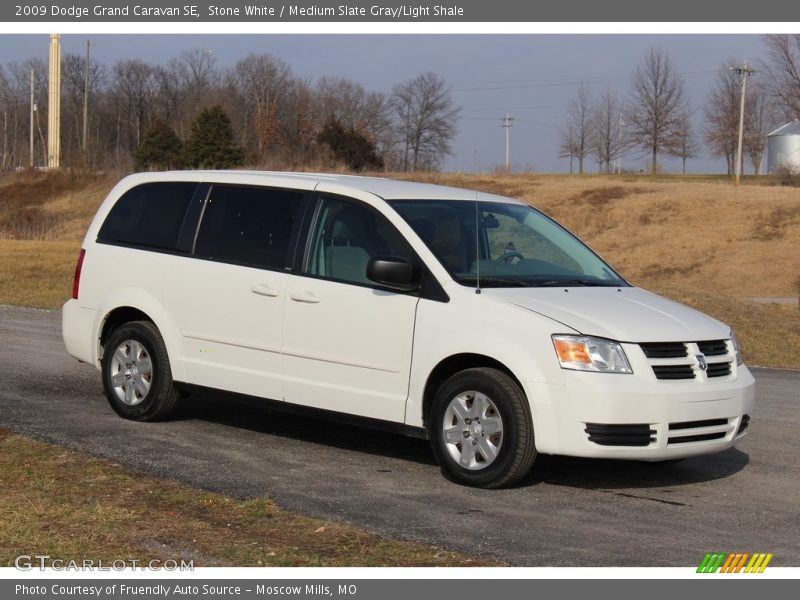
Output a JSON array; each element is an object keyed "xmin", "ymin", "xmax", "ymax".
[{"xmin": 121, "ymin": 170, "xmax": 521, "ymax": 204}]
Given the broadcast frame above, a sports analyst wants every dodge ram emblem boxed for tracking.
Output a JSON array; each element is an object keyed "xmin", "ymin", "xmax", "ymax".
[{"xmin": 695, "ymin": 354, "xmax": 708, "ymax": 371}]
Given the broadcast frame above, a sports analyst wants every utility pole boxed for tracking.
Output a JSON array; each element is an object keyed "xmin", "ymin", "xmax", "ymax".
[
  {"xmin": 47, "ymin": 33, "xmax": 62, "ymax": 169},
  {"xmin": 501, "ymin": 113, "xmax": 514, "ymax": 174},
  {"xmin": 29, "ymin": 68, "xmax": 34, "ymax": 168},
  {"xmin": 82, "ymin": 39, "xmax": 90, "ymax": 155},
  {"xmin": 732, "ymin": 62, "xmax": 756, "ymax": 186}
]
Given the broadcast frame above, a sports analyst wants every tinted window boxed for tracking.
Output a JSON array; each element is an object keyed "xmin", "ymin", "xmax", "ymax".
[
  {"xmin": 98, "ymin": 182, "xmax": 197, "ymax": 250},
  {"xmin": 305, "ymin": 197, "xmax": 414, "ymax": 285},
  {"xmin": 194, "ymin": 186, "xmax": 303, "ymax": 269}
]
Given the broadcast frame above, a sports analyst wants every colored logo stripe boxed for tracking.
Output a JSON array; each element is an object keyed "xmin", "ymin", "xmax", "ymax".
[
  {"xmin": 697, "ymin": 552, "xmax": 773, "ymax": 573},
  {"xmin": 697, "ymin": 553, "xmax": 726, "ymax": 573},
  {"xmin": 745, "ymin": 553, "xmax": 773, "ymax": 573}
]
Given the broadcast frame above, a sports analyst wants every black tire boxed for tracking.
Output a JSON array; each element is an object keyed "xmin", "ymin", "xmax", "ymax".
[
  {"xmin": 429, "ymin": 367, "xmax": 536, "ymax": 488},
  {"xmin": 101, "ymin": 320, "xmax": 180, "ymax": 422}
]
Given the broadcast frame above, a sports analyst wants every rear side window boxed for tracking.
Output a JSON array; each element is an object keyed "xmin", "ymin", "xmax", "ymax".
[
  {"xmin": 194, "ymin": 185, "xmax": 303, "ymax": 269},
  {"xmin": 98, "ymin": 182, "xmax": 197, "ymax": 250}
]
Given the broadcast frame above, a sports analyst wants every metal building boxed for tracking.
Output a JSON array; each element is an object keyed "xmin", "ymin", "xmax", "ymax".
[{"xmin": 767, "ymin": 120, "xmax": 800, "ymax": 174}]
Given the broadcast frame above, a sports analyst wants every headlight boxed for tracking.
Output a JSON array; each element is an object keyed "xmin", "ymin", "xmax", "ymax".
[
  {"xmin": 552, "ymin": 335, "xmax": 633, "ymax": 374},
  {"xmin": 730, "ymin": 331, "xmax": 743, "ymax": 365}
]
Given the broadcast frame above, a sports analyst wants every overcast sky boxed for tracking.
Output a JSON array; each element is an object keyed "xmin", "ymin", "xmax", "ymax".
[{"xmin": 1, "ymin": 34, "xmax": 771, "ymax": 173}]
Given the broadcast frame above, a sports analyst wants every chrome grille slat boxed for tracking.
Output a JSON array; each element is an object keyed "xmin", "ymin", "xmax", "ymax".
[{"xmin": 640, "ymin": 339, "xmax": 733, "ymax": 381}]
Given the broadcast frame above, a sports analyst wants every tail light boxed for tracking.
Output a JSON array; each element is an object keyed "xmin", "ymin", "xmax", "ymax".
[{"xmin": 72, "ymin": 249, "xmax": 86, "ymax": 300}]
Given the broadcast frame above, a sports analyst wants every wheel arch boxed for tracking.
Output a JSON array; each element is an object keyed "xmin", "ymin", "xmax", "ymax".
[
  {"xmin": 95, "ymin": 292, "xmax": 185, "ymax": 381},
  {"xmin": 421, "ymin": 353, "xmax": 525, "ymax": 431}
]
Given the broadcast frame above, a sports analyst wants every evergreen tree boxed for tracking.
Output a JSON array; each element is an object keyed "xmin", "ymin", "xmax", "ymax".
[
  {"xmin": 132, "ymin": 120, "xmax": 183, "ymax": 170},
  {"xmin": 317, "ymin": 119, "xmax": 384, "ymax": 171},
  {"xmin": 183, "ymin": 105, "xmax": 244, "ymax": 169}
]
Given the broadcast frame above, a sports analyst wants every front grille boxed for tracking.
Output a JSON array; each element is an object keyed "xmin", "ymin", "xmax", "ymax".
[
  {"xmin": 706, "ymin": 362, "xmax": 732, "ymax": 378},
  {"xmin": 640, "ymin": 342, "xmax": 687, "ymax": 359},
  {"xmin": 652, "ymin": 365, "xmax": 695, "ymax": 380},
  {"xmin": 585, "ymin": 423, "xmax": 656, "ymax": 447},
  {"xmin": 737, "ymin": 414, "xmax": 750, "ymax": 434},
  {"xmin": 697, "ymin": 339, "xmax": 728, "ymax": 356},
  {"xmin": 640, "ymin": 339, "xmax": 734, "ymax": 382}
]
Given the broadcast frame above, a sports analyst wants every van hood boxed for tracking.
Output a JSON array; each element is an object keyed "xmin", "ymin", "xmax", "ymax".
[{"xmin": 482, "ymin": 286, "xmax": 730, "ymax": 343}]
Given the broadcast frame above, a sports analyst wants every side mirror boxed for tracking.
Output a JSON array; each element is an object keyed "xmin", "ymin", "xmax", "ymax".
[{"xmin": 366, "ymin": 256, "xmax": 418, "ymax": 292}]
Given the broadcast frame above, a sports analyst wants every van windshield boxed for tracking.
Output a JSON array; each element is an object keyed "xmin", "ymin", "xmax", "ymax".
[{"xmin": 389, "ymin": 200, "xmax": 628, "ymax": 288}]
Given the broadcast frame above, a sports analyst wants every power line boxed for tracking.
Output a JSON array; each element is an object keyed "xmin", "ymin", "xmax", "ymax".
[{"xmin": 453, "ymin": 70, "xmax": 716, "ymax": 93}]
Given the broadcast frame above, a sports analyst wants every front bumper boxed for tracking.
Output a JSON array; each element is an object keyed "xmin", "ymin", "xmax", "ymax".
[{"xmin": 526, "ymin": 364, "xmax": 756, "ymax": 460}]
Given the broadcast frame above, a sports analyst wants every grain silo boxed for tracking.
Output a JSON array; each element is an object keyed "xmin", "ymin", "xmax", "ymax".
[{"xmin": 767, "ymin": 120, "xmax": 800, "ymax": 173}]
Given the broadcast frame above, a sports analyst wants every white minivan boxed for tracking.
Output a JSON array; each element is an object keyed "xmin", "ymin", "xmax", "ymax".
[{"xmin": 63, "ymin": 171, "xmax": 755, "ymax": 487}]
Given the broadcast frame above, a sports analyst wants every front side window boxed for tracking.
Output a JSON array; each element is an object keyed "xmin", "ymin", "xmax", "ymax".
[
  {"xmin": 98, "ymin": 182, "xmax": 197, "ymax": 250},
  {"xmin": 390, "ymin": 200, "xmax": 627, "ymax": 288},
  {"xmin": 194, "ymin": 186, "xmax": 303, "ymax": 269},
  {"xmin": 304, "ymin": 197, "xmax": 414, "ymax": 286}
]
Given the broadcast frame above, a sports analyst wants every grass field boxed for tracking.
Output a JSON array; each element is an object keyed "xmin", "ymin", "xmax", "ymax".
[
  {"xmin": 0, "ymin": 428, "xmax": 492, "ymax": 567},
  {"xmin": 1, "ymin": 169, "xmax": 798, "ymax": 368}
]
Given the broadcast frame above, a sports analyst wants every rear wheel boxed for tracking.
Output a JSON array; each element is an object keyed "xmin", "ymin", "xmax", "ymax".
[
  {"xmin": 430, "ymin": 367, "xmax": 536, "ymax": 488},
  {"xmin": 101, "ymin": 320, "xmax": 180, "ymax": 421}
]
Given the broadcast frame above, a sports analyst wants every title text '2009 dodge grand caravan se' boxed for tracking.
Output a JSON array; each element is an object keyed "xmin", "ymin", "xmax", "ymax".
[{"xmin": 63, "ymin": 171, "xmax": 755, "ymax": 487}]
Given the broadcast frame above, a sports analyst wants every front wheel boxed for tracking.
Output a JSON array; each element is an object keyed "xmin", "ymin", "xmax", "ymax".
[
  {"xmin": 101, "ymin": 320, "xmax": 180, "ymax": 421},
  {"xmin": 430, "ymin": 367, "xmax": 536, "ymax": 488}
]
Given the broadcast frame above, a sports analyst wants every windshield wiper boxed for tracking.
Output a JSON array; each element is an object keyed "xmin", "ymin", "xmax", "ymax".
[
  {"xmin": 533, "ymin": 278, "xmax": 619, "ymax": 287},
  {"xmin": 458, "ymin": 276, "xmax": 529, "ymax": 287}
]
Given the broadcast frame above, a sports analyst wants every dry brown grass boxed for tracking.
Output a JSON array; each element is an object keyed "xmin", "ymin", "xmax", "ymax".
[
  {"xmin": 0, "ymin": 240, "xmax": 80, "ymax": 307},
  {"xmin": 0, "ymin": 429, "xmax": 494, "ymax": 567},
  {"xmin": 0, "ymin": 169, "xmax": 114, "ymax": 241}
]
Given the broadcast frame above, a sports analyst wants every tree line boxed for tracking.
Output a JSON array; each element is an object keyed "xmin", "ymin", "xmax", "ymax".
[
  {"xmin": 559, "ymin": 35, "xmax": 800, "ymax": 175},
  {"xmin": 0, "ymin": 49, "xmax": 459, "ymax": 173}
]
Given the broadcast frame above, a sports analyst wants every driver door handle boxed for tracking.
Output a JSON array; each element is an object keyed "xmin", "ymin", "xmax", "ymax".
[{"xmin": 290, "ymin": 291, "xmax": 320, "ymax": 304}]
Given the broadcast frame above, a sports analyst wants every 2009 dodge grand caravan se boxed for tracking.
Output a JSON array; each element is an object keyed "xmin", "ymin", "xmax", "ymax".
[{"xmin": 63, "ymin": 171, "xmax": 755, "ymax": 488}]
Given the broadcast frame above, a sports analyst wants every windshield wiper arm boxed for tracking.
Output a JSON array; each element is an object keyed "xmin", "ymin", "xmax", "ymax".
[
  {"xmin": 533, "ymin": 279, "xmax": 617, "ymax": 287},
  {"xmin": 458, "ymin": 276, "xmax": 529, "ymax": 287}
]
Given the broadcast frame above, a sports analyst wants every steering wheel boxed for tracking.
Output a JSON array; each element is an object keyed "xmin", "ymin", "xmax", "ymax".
[{"xmin": 496, "ymin": 251, "xmax": 525, "ymax": 264}]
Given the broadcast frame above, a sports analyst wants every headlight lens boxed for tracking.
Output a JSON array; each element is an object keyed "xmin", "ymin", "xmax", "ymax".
[
  {"xmin": 552, "ymin": 335, "xmax": 633, "ymax": 374},
  {"xmin": 730, "ymin": 331, "xmax": 743, "ymax": 365}
]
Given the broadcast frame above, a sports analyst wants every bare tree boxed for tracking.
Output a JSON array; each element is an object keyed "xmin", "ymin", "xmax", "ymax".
[
  {"xmin": 315, "ymin": 76, "xmax": 393, "ymax": 163},
  {"xmin": 760, "ymin": 34, "xmax": 800, "ymax": 118},
  {"xmin": 227, "ymin": 53, "xmax": 294, "ymax": 162},
  {"xmin": 561, "ymin": 83, "xmax": 592, "ymax": 174},
  {"xmin": 112, "ymin": 59, "xmax": 156, "ymax": 151},
  {"xmin": 392, "ymin": 72, "xmax": 459, "ymax": 172},
  {"xmin": 557, "ymin": 121, "xmax": 578, "ymax": 174},
  {"xmin": 591, "ymin": 90, "xmax": 622, "ymax": 174},
  {"xmin": 276, "ymin": 78, "xmax": 316, "ymax": 167},
  {"xmin": 61, "ymin": 53, "xmax": 105, "ymax": 166},
  {"xmin": 703, "ymin": 61, "xmax": 741, "ymax": 175},
  {"xmin": 627, "ymin": 48, "xmax": 688, "ymax": 174},
  {"xmin": 744, "ymin": 88, "xmax": 769, "ymax": 174},
  {"xmin": 673, "ymin": 112, "xmax": 699, "ymax": 174}
]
